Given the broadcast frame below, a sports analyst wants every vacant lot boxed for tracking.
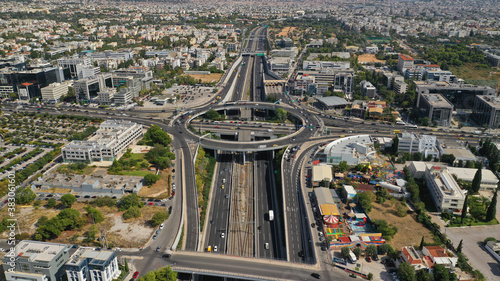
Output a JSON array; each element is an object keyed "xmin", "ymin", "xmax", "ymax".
[
  {"xmin": 450, "ymin": 63, "xmax": 499, "ymax": 88},
  {"xmin": 138, "ymin": 169, "xmax": 172, "ymax": 198},
  {"xmin": 369, "ymin": 200, "xmax": 434, "ymax": 250},
  {"xmin": 277, "ymin": 26, "xmax": 297, "ymax": 37},
  {"xmin": 357, "ymin": 54, "xmax": 385, "ymax": 64},
  {"xmin": 184, "ymin": 73, "xmax": 223, "ymax": 83},
  {"xmin": 0, "ymin": 201, "xmax": 162, "ymax": 248}
]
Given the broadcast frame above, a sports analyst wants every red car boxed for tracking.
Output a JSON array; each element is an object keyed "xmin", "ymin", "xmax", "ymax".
[
  {"xmin": 133, "ymin": 271, "xmax": 139, "ymax": 278},
  {"xmin": 215, "ymin": 126, "xmax": 220, "ymax": 128},
  {"xmin": 148, "ymin": 202, "xmax": 154, "ymax": 206}
]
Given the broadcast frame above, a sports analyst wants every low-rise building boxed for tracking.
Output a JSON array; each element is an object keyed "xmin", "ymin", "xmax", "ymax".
[
  {"xmin": 343, "ymin": 184, "xmax": 357, "ymax": 200},
  {"xmin": 315, "ymin": 96, "xmax": 349, "ymax": 110},
  {"xmin": 113, "ymin": 88, "xmax": 132, "ymax": 105},
  {"xmin": 424, "ymin": 166, "xmax": 466, "ymax": 214},
  {"xmin": 324, "ymin": 135, "xmax": 375, "ymax": 165},
  {"xmin": 1, "ymin": 240, "xmax": 73, "ymax": 281},
  {"xmin": 62, "ymin": 120, "xmax": 142, "ymax": 163},
  {"xmin": 312, "ymin": 165, "xmax": 333, "ymax": 186},
  {"xmin": 269, "ymin": 57, "xmax": 291, "ymax": 72},
  {"xmin": 398, "ymin": 133, "xmax": 439, "ymax": 157},
  {"xmin": 41, "ymin": 82, "xmax": 70, "ymax": 102},
  {"xmin": 400, "ymin": 246, "xmax": 425, "ymax": 269},
  {"xmin": 485, "ymin": 240, "xmax": 500, "ymax": 263},
  {"xmin": 422, "ymin": 246, "xmax": 458, "ymax": 268},
  {"xmin": 65, "ymin": 247, "xmax": 120, "ymax": 281}
]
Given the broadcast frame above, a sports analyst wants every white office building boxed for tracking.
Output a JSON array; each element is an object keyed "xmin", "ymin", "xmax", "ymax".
[
  {"xmin": 424, "ymin": 166, "xmax": 466, "ymax": 214},
  {"xmin": 324, "ymin": 135, "xmax": 376, "ymax": 165},
  {"xmin": 41, "ymin": 82, "xmax": 70, "ymax": 102},
  {"xmin": 1, "ymin": 241, "xmax": 72, "ymax": 281},
  {"xmin": 398, "ymin": 133, "xmax": 439, "ymax": 158},
  {"xmin": 58, "ymin": 57, "xmax": 92, "ymax": 78},
  {"xmin": 98, "ymin": 88, "xmax": 116, "ymax": 104},
  {"xmin": 62, "ymin": 120, "xmax": 143, "ymax": 163},
  {"xmin": 65, "ymin": 247, "xmax": 120, "ymax": 281}
]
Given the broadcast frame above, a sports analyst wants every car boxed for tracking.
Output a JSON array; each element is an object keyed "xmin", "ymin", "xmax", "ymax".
[
  {"xmin": 83, "ymin": 195, "xmax": 90, "ymax": 198},
  {"xmin": 214, "ymin": 246, "xmax": 218, "ymax": 252},
  {"xmin": 152, "ymin": 234, "xmax": 157, "ymax": 240},
  {"xmin": 321, "ymin": 246, "xmax": 327, "ymax": 251},
  {"xmin": 221, "ymin": 185, "xmax": 224, "ymax": 189},
  {"xmin": 225, "ymin": 194, "xmax": 229, "ymax": 199},
  {"xmin": 311, "ymin": 273, "xmax": 321, "ymax": 279},
  {"xmin": 156, "ymin": 229, "xmax": 161, "ymax": 234},
  {"xmin": 162, "ymin": 254, "xmax": 171, "ymax": 258},
  {"xmin": 156, "ymin": 246, "xmax": 161, "ymax": 252},
  {"xmin": 133, "ymin": 271, "xmax": 139, "ymax": 279},
  {"xmin": 264, "ymin": 243, "xmax": 269, "ymax": 249},
  {"xmin": 148, "ymin": 202, "xmax": 154, "ymax": 205},
  {"xmin": 160, "ymin": 223, "xmax": 165, "ymax": 229},
  {"xmin": 366, "ymin": 257, "xmax": 372, "ymax": 262}
]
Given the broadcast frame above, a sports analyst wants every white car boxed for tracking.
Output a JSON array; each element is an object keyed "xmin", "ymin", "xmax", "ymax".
[
  {"xmin": 160, "ymin": 223, "xmax": 165, "ymax": 230},
  {"xmin": 214, "ymin": 246, "xmax": 218, "ymax": 252},
  {"xmin": 221, "ymin": 233, "xmax": 225, "ymax": 239}
]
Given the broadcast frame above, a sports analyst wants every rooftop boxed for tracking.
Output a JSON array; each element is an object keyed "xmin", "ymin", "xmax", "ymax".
[
  {"xmin": 399, "ymin": 54, "xmax": 414, "ymax": 61},
  {"xmin": 11, "ymin": 240, "xmax": 72, "ymax": 263},
  {"xmin": 312, "ymin": 165, "xmax": 333, "ymax": 182},
  {"xmin": 421, "ymin": 94, "xmax": 453, "ymax": 108},
  {"xmin": 315, "ymin": 96, "xmax": 349, "ymax": 107},
  {"xmin": 476, "ymin": 95, "xmax": 500, "ymax": 109},
  {"xmin": 66, "ymin": 247, "xmax": 114, "ymax": 267}
]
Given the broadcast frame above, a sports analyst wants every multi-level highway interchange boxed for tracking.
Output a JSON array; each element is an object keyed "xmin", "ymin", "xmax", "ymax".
[{"xmin": 2, "ymin": 26, "xmax": 489, "ymax": 281}]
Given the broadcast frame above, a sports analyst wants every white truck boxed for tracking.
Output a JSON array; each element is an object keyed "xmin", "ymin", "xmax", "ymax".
[
  {"xmin": 268, "ymin": 210, "xmax": 274, "ymax": 221},
  {"xmin": 348, "ymin": 249, "xmax": 357, "ymax": 263}
]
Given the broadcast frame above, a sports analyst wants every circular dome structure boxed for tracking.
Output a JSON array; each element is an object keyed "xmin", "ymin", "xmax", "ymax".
[{"xmin": 324, "ymin": 215, "xmax": 339, "ymax": 225}]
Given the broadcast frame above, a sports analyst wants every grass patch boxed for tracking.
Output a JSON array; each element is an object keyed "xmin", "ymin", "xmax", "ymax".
[
  {"xmin": 450, "ymin": 63, "xmax": 499, "ymax": 88},
  {"xmin": 194, "ymin": 147, "xmax": 216, "ymax": 232},
  {"xmin": 112, "ymin": 170, "xmax": 151, "ymax": 177}
]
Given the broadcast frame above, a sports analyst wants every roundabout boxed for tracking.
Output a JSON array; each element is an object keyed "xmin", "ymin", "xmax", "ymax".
[{"xmin": 172, "ymin": 101, "xmax": 322, "ymax": 151}]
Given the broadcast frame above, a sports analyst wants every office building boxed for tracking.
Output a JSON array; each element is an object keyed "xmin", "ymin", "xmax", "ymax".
[
  {"xmin": 0, "ymin": 67, "xmax": 64, "ymax": 100},
  {"xmin": 65, "ymin": 247, "xmax": 120, "ymax": 281},
  {"xmin": 62, "ymin": 120, "xmax": 143, "ymax": 163},
  {"xmin": 397, "ymin": 54, "xmax": 414, "ymax": 73},
  {"xmin": 360, "ymin": 80, "xmax": 376, "ymax": 98},
  {"xmin": 113, "ymin": 88, "xmax": 132, "ymax": 105},
  {"xmin": 57, "ymin": 57, "xmax": 92, "ymax": 79},
  {"xmin": 97, "ymin": 88, "xmax": 116, "ymax": 104},
  {"xmin": 418, "ymin": 94, "xmax": 453, "ymax": 126},
  {"xmin": 92, "ymin": 50, "xmax": 133, "ymax": 61},
  {"xmin": 408, "ymin": 161, "xmax": 498, "ymax": 191},
  {"xmin": 393, "ymin": 80, "xmax": 407, "ymax": 94},
  {"xmin": 1, "ymin": 240, "xmax": 72, "ymax": 281},
  {"xmin": 269, "ymin": 57, "xmax": 291, "ymax": 72},
  {"xmin": 398, "ymin": 133, "xmax": 439, "ymax": 157},
  {"xmin": 77, "ymin": 65, "xmax": 101, "ymax": 80},
  {"xmin": 415, "ymin": 81, "xmax": 495, "ymax": 110},
  {"xmin": 303, "ymin": 61, "xmax": 350, "ymax": 71},
  {"xmin": 41, "ymin": 82, "xmax": 70, "ymax": 102},
  {"xmin": 277, "ymin": 37, "xmax": 294, "ymax": 48},
  {"xmin": 472, "ymin": 95, "xmax": 500, "ymax": 128},
  {"xmin": 424, "ymin": 166, "xmax": 466, "ymax": 214},
  {"xmin": 74, "ymin": 73, "xmax": 113, "ymax": 101}
]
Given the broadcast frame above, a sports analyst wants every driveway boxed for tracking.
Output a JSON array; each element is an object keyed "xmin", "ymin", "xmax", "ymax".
[{"xmin": 445, "ymin": 225, "xmax": 500, "ymax": 281}]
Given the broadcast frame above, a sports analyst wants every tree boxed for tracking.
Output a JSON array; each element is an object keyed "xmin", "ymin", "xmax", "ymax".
[
  {"xmin": 392, "ymin": 135, "xmax": 399, "ymax": 154},
  {"xmin": 433, "ymin": 264, "xmax": 450, "ymax": 281},
  {"xmin": 137, "ymin": 266, "xmax": 177, "ymax": 281},
  {"xmin": 85, "ymin": 206, "xmax": 104, "ymax": 224},
  {"xmin": 151, "ymin": 211, "xmax": 169, "ymax": 226},
  {"xmin": 367, "ymin": 273, "xmax": 374, "ymax": 280},
  {"xmin": 457, "ymin": 239, "xmax": 463, "ymax": 254},
  {"xmin": 365, "ymin": 245, "xmax": 377, "ymax": 259},
  {"xmin": 338, "ymin": 161, "xmax": 349, "ymax": 172},
  {"xmin": 356, "ymin": 192, "xmax": 374, "ymax": 213},
  {"xmin": 275, "ymin": 108, "xmax": 288, "ymax": 123},
  {"xmin": 419, "ymin": 236, "xmax": 425, "ymax": 250},
  {"xmin": 416, "ymin": 269, "xmax": 433, "ymax": 281},
  {"xmin": 471, "ymin": 168, "xmax": 482, "ymax": 194},
  {"xmin": 16, "ymin": 189, "xmax": 36, "ymax": 205},
  {"xmin": 461, "ymin": 194, "xmax": 468, "ymax": 224},
  {"xmin": 353, "ymin": 247, "xmax": 362, "ymax": 258},
  {"xmin": 372, "ymin": 220, "xmax": 398, "ymax": 240},
  {"xmin": 124, "ymin": 258, "xmax": 129, "ymax": 273},
  {"xmin": 118, "ymin": 194, "xmax": 142, "ymax": 211},
  {"xmin": 341, "ymin": 246, "xmax": 351, "ymax": 259},
  {"xmin": 143, "ymin": 125, "xmax": 172, "ymax": 147},
  {"xmin": 123, "ymin": 206, "xmax": 142, "ymax": 220},
  {"xmin": 378, "ymin": 243, "xmax": 394, "ymax": 255},
  {"xmin": 397, "ymin": 262, "xmax": 416, "ymax": 281},
  {"xmin": 144, "ymin": 174, "xmax": 161, "ymax": 185},
  {"xmin": 205, "ymin": 109, "xmax": 221, "ymax": 120},
  {"xmin": 47, "ymin": 198, "xmax": 57, "ymax": 208},
  {"xmin": 486, "ymin": 189, "xmax": 497, "ymax": 221},
  {"xmin": 61, "ymin": 194, "xmax": 77, "ymax": 207}
]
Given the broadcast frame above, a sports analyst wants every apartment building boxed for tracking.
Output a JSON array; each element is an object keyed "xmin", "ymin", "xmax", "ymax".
[
  {"xmin": 397, "ymin": 54, "xmax": 414, "ymax": 73},
  {"xmin": 360, "ymin": 80, "xmax": 376, "ymax": 98},
  {"xmin": 41, "ymin": 82, "xmax": 70, "ymax": 102},
  {"xmin": 65, "ymin": 247, "xmax": 120, "ymax": 281},
  {"xmin": 424, "ymin": 166, "xmax": 466, "ymax": 214},
  {"xmin": 62, "ymin": 120, "xmax": 143, "ymax": 163},
  {"xmin": 472, "ymin": 95, "xmax": 500, "ymax": 128},
  {"xmin": 1, "ymin": 241, "xmax": 72, "ymax": 281}
]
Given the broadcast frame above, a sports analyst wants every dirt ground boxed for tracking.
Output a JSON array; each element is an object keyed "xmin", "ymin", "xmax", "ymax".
[
  {"xmin": 184, "ymin": 73, "xmax": 223, "ymax": 83},
  {"xmin": 368, "ymin": 200, "xmax": 434, "ymax": 250},
  {"xmin": 357, "ymin": 54, "xmax": 385, "ymax": 64},
  {"xmin": 1, "ymin": 201, "xmax": 162, "ymax": 248},
  {"xmin": 138, "ymin": 169, "xmax": 171, "ymax": 198},
  {"xmin": 277, "ymin": 26, "xmax": 297, "ymax": 37}
]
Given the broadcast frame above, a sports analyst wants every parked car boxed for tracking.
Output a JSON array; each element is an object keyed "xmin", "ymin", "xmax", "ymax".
[{"xmin": 133, "ymin": 271, "xmax": 139, "ymax": 279}]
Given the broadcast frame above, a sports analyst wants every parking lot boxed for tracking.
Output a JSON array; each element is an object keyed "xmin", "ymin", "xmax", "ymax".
[
  {"xmin": 0, "ymin": 145, "xmax": 51, "ymax": 181},
  {"xmin": 142, "ymin": 85, "xmax": 217, "ymax": 108}
]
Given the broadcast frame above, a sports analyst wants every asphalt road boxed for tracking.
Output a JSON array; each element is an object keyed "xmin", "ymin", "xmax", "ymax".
[{"xmin": 205, "ymin": 152, "xmax": 233, "ymax": 254}]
